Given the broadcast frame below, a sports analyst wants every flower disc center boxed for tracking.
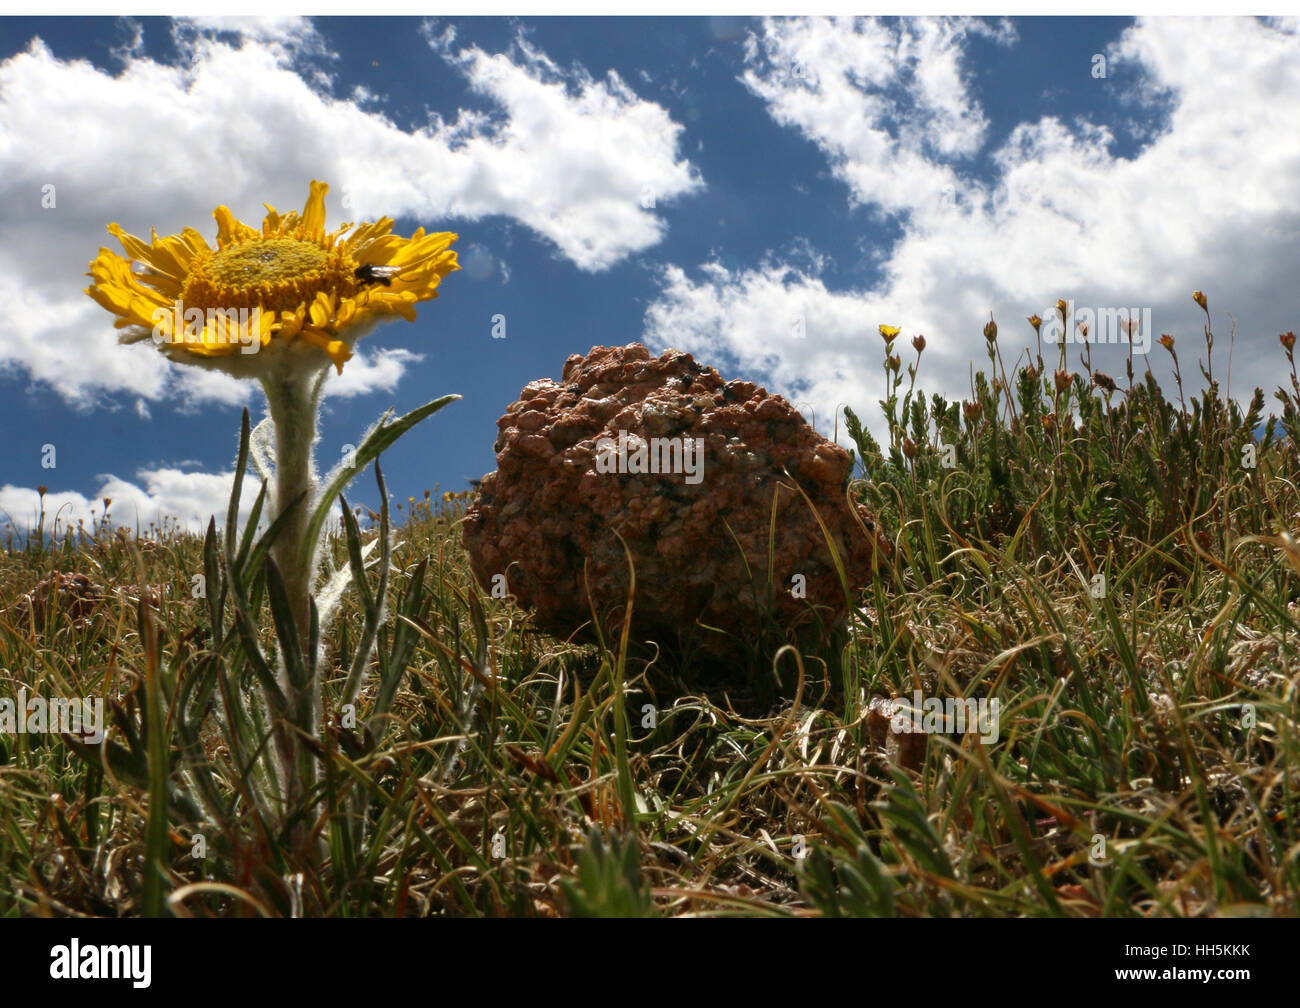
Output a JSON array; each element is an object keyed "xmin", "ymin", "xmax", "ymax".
[
  {"xmin": 183, "ymin": 237, "xmax": 355, "ymax": 314},
  {"xmin": 210, "ymin": 239, "xmax": 329, "ymax": 287}
]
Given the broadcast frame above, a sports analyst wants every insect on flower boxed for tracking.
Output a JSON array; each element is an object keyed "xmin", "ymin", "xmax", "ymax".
[{"xmin": 354, "ymin": 264, "xmax": 403, "ymax": 287}]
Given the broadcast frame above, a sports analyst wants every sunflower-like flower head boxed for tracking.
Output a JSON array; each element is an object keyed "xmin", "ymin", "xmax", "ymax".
[{"xmin": 85, "ymin": 181, "xmax": 459, "ymax": 377}]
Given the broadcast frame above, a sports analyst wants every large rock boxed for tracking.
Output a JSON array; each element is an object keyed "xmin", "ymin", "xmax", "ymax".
[{"xmin": 462, "ymin": 344, "xmax": 888, "ymax": 673}]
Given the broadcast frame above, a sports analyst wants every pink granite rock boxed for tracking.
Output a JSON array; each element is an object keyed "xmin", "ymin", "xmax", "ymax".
[{"xmin": 462, "ymin": 343, "xmax": 888, "ymax": 675}]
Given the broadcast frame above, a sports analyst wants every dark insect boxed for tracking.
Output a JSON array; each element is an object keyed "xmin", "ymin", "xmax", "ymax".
[{"xmin": 354, "ymin": 264, "xmax": 402, "ymax": 287}]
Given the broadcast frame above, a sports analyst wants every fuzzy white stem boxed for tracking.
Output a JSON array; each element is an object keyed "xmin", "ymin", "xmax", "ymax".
[
  {"xmin": 264, "ymin": 371, "xmax": 320, "ymax": 643},
  {"xmin": 260, "ymin": 363, "xmax": 329, "ymax": 823}
]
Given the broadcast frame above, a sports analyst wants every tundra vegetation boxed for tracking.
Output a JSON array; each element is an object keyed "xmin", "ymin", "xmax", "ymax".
[{"xmin": 1, "ymin": 296, "xmax": 1297, "ymax": 917}]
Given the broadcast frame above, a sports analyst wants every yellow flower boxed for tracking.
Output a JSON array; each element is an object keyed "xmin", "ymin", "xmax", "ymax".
[
  {"xmin": 85, "ymin": 180, "xmax": 459, "ymax": 376},
  {"xmin": 878, "ymin": 324, "xmax": 901, "ymax": 343}
]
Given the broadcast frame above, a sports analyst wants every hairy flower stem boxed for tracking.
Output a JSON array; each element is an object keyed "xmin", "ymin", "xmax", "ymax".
[{"xmin": 261, "ymin": 363, "xmax": 329, "ymax": 832}]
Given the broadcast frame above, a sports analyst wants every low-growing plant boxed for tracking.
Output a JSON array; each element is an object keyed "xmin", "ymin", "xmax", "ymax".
[{"xmin": 2, "ymin": 290, "xmax": 1297, "ymax": 917}]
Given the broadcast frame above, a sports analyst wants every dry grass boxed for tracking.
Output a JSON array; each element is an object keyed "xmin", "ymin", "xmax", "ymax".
[{"xmin": 2, "ymin": 300, "xmax": 1298, "ymax": 917}]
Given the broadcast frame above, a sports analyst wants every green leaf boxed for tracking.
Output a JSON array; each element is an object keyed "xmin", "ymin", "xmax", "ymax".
[
  {"xmin": 346, "ymin": 464, "xmax": 393, "ymax": 715},
  {"xmin": 140, "ymin": 600, "xmax": 171, "ymax": 918},
  {"xmin": 225, "ymin": 408, "xmax": 251, "ymax": 561},
  {"xmin": 296, "ymin": 394, "xmax": 460, "ymax": 576},
  {"xmin": 264, "ymin": 558, "xmax": 307, "ymax": 700}
]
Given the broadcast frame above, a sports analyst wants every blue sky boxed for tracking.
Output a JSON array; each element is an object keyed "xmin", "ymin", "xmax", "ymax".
[{"xmin": 1, "ymin": 15, "xmax": 1298, "ymax": 534}]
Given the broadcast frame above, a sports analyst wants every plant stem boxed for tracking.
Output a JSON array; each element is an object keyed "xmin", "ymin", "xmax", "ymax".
[
  {"xmin": 264, "ymin": 369, "xmax": 322, "ymax": 644},
  {"xmin": 261, "ymin": 362, "xmax": 329, "ymax": 831}
]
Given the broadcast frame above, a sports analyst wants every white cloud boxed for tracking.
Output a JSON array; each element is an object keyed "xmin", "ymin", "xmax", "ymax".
[
  {"xmin": 645, "ymin": 261, "xmax": 882, "ymax": 438},
  {"xmin": 173, "ymin": 16, "xmax": 325, "ymax": 54},
  {"xmin": 740, "ymin": 16, "xmax": 1013, "ymax": 218},
  {"xmin": 0, "ymin": 18, "xmax": 700, "ymax": 407},
  {"xmin": 647, "ymin": 16, "xmax": 1300, "ymax": 441},
  {"xmin": 0, "ymin": 456, "xmax": 391, "ymax": 536},
  {"xmin": 0, "ymin": 467, "xmax": 251, "ymax": 537},
  {"xmin": 169, "ymin": 345, "xmax": 424, "ymax": 408},
  {"xmin": 420, "ymin": 26, "xmax": 702, "ymax": 271},
  {"xmin": 320, "ymin": 346, "xmax": 424, "ymax": 399}
]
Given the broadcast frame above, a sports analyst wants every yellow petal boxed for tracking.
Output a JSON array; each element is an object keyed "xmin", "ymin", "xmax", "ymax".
[
  {"xmin": 214, "ymin": 205, "xmax": 256, "ymax": 247},
  {"xmin": 106, "ymin": 223, "xmax": 155, "ymax": 263},
  {"xmin": 177, "ymin": 227, "xmax": 213, "ymax": 257},
  {"xmin": 308, "ymin": 291, "xmax": 334, "ymax": 328},
  {"xmin": 261, "ymin": 202, "xmax": 282, "ymax": 235},
  {"xmin": 301, "ymin": 180, "xmax": 329, "ymax": 238},
  {"xmin": 297, "ymin": 327, "xmax": 352, "ymax": 372}
]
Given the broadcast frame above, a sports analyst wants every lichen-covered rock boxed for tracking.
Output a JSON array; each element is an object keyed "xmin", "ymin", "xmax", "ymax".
[
  {"xmin": 9, "ymin": 572, "xmax": 172, "ymax": 634},
  {"xmin": 462, "ymin": 343, "xmax": 888, "ymax": 673},
  {"xmin": 10, "ymin": 572, "xmax": 104, "ymax": 631}
]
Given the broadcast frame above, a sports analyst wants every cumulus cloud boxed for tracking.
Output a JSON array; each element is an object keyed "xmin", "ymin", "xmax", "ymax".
[
  {"xmin": 647, "ymin": 16, "xmax": 1300, "ymax": 441},
  {"xmin": 0, "ymin": 455, "xmax": 393, "ymax": 535},
  {"xmin": 645, "ymin": 260, "xmax": 884, "ymax": 439},
  {"xmin": 419, "ymin": 25, "xmax": 703, "ymax": 271},
  {"xmin": 0, "ymin": 467, "xmax": 250, "ymax": 537},
  {"xmin": 740, "ymin": 16, "xmax": 1013, "ymax": 218},
  {"xmin": 0, "ymin": 17, "xmax": 700, "ymax": 407},
  {"xmin": 171, "ymin": 346, "xmax": 425, "ymax": 408},
  {"xmin": 173, "ymin": 16, "xmax": 325, "ymax": 54}
]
